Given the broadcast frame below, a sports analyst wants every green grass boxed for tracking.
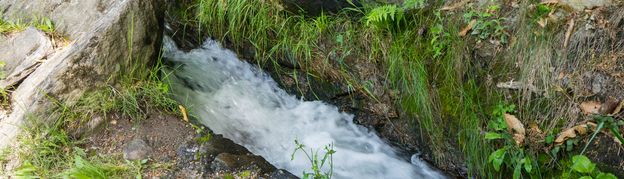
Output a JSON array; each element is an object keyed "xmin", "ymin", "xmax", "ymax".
[
  {"xmin": 0, "ymin": 17, "xmax": 56, "ymax": 34},
  {"xmin": 7, "ymin": 56, "xmax": 178, "ymax": 178}
]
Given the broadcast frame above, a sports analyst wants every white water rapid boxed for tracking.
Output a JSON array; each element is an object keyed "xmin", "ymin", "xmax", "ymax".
[{"xmin": 163, "ymin": 36, "xmax": 445, "ymax": 179}]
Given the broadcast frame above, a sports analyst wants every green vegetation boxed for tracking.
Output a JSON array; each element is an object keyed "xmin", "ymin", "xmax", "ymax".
[
  {"xmin": 185, "ymin": 0, "xmax": 624, "ymax": 178},
  {"xmin": 0, "ymin": 17, "xmax": 56, "ymax": 34},
  {"xmin": 562, "ymin": 155, "xmax": 617, "ymax": 179},
  {"xmin": 7, "ymin": 58, "xmax": 176, "ymax": 178},
  {"xmin": 190, "ymin": 0, "xmax": 496, "ymax": 176},
  {"xmin": 291, "ymin": 140, "xmax": 335, "ymax": 179},
  {"xmin": 463, "ymin": 4, "xmax": 508, "ymax": 43}
]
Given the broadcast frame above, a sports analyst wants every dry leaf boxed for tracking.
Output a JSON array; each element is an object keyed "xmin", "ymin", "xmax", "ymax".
[
  {"xmin": 504, "ymin": 113, "xmax": 526, "ymax": 145},
  {"xmin": 555, "ymin": 127, "xmax": 577, "ymax": 143},
  {"xmin": 555, "ymin": 122, "xmax": 597, "ymax": 144},
  {"xmin": 574, "ymin": 124, "xmax": 589, "ymax": 135},
  {"xmin": 179, "ymin": 105, "xmax": 189, "ymax": 122},
  {"xmin": 564, "ymin": 18, "xmax": 575, "ymax": 48},
  {"xmin": 441, "ymin": 0, "xmax": 471, "ymax": 11},
  {"xmin": 580, "ymin": 101, "xmax": 601, "ymax": 115},
  {"xmin": 459, "ymin": 19, "xmax": 477, "ymax": 37}
]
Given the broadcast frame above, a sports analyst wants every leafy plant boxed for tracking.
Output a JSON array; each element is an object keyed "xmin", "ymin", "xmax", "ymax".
[
  {"xmin": 463, "ymin": 5, "xmax": 508, "ymax": 43},
  {"xmin": 485, "ymin": 103, "xmax": 537, "ymax": 179},
  {"xmin": 403, "ymin": 0, "xmax": 426, "ymax": 9},
  {"xmin": 365, "ymin": 5, "xmax": 403, "ymax": 30},
  {"xmin": 562, "ymin": 155, "xmax": 617, "ymax": 179},
  {"xmin": 291, "ymin": 140, "xmax": 336, "ymax": 179},
  {"xmin": 429, "ymin": 11, "xmax": 450, "ymax": 59}
]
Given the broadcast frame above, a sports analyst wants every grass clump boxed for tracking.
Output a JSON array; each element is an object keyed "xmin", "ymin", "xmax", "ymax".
[{"xmin": 0, "ymin": 17, "xmax": 56, "ymax": 34}]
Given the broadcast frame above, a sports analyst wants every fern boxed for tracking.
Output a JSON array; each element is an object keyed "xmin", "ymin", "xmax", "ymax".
[{"xmin": 365, "ymin": 5, "xmax": 403, "ymax": 29}]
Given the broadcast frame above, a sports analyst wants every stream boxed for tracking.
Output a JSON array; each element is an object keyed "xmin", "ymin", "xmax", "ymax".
[{"xmin": 163, "ymin": 36, "xmax": 445, "ymax": 179}]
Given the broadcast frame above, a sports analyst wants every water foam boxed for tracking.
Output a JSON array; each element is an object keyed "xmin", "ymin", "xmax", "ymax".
[{"xmin": 163, "ymin": 37, "xmax": 445, "ymax": 179}]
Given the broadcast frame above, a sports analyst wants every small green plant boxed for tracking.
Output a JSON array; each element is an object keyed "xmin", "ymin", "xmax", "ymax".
[
  {"xmin": 485, "ymin": 103, "xmax": 538, "ymax": 179},
  {"xmin": 403, "ymin": 0, "xmax": 426, "ymax": 9},
  {"xmin": 0, "ymin": 18, "xmax": 27, "ymax": 33},
  {"xmin": 62, "ymin": 148, "xmax": 127, "ymax": 179},
  {"xmin": 561, "ymin": 155, "xmax": 617, "ymax": 179},
  {"xmin": 463, "ymin": 4, "xmax": 508, "ymax": 44},
  {"xmin": 430, "ymin": 11, "xmax": 450, "ymax": 59},
  {"xmin": 291, "ymin": 140, "xmax": 336, "ymax": 179},
  {"xmin": 34, "ymin": 17, "xmax": 55, "ymax": 34}
]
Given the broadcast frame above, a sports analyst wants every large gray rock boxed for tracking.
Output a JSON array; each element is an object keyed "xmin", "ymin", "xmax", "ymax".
[
  {"xmin": 0, "ymin": 27, "xmax": 52, "ymax": 78},
  {"xmin": 0, "ymin": 0, "xmax": 163, "ymax": 151},
  {"xmin": 1, "ymin": 0, "xmax": 114, "ymax": 40}
]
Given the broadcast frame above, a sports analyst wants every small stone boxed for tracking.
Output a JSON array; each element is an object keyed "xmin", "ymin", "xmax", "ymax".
[
  {"xmin": 267, "ymin": 169, "xmax": 298, "ymax": 179},
  {"xmin": 123, "ymin": 138, "xmax": 151, "ymax": 160},
  {"xmin": 110, "ymin": 120, "xmax": 117, "ymax": 125}
]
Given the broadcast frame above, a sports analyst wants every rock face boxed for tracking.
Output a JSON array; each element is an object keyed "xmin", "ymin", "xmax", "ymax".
[
  {"xmin": 0, "ymin": 27, "xmax": 53, "ymax": 89},
  {"xmin": 0, "ymin": 0, "xmax": 163, "ymax": 150}
]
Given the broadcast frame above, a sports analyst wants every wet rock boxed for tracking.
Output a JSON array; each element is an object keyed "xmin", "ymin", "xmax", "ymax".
[
  {"xmin": 0, "ymin": 0, "xmax": 163, "ymax": 153},
  {"xmin": 211, "ymin": 153, "xmax": 276, "ymax": 173},
  {"xmin": 170, "ymin": 133, "xmax": 285, "ymax": 177},
  {"xmin": 124, "ymin": 138, "xmax": 152, "ymax": 160},
  {"xmin": 266, "ymin": 169, "xmax": 299, "ymax": 179},
  {"xmin": 199, "ymin": 134, "xmax": 254, "ymax": 156}
]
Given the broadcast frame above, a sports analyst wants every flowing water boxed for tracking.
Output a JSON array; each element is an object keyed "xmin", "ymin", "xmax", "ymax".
[{"xmin": 163, "ymin": 36, "xmax": 445, "ymax": 179}]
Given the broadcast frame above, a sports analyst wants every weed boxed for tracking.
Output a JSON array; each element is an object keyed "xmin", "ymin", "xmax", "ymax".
[
  {"xmin": 0, "ymin": 17, "xmax": 57, "ymax": 35},
  {"xmin": 463, "ymin": 4, "xmax": 508, "ymax": 44},
  {"xmin": 485, "ymin": 103, "xmax": 538, "ymax": 179},
  {"xmin": 291, "ymin": 140, "xmax": 335, "ymax": 179},
  {"xmin": 561, "ymin": 155, "xmax": 617, "ymax": 179}
]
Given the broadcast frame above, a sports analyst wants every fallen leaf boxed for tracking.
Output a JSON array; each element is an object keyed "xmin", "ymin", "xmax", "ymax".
[
  {"xmin": 555, "ymin": 127, "xmax": 577, "ymax": 143},
  {"xmin": 574, "ymin": 124, "xmax": 589, "ymax": 135},
  {"xmin": 564, "ymin": 18, "xmax": 575, "ymax": 48},
  {"xmin": 179, "ymin": 105, "xmax": 189, "ymax": 122},
  {"xmin": 580, "ymin": 101, "xmax": 601, "ymax": 115},
  {"xmin": 441, "ymin": 0, "xmax": 471, "ymax": 11},
  {"xmin": 504, "ymin": 113, "xmax": 526, "ymax": 145},
  {"xmin": 555, "ymin": 122, "xmax": 598, "ymax": 144},
  {"xmin": 459, "ymin": 19, "xmax": 477, "ymax": 37}
]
